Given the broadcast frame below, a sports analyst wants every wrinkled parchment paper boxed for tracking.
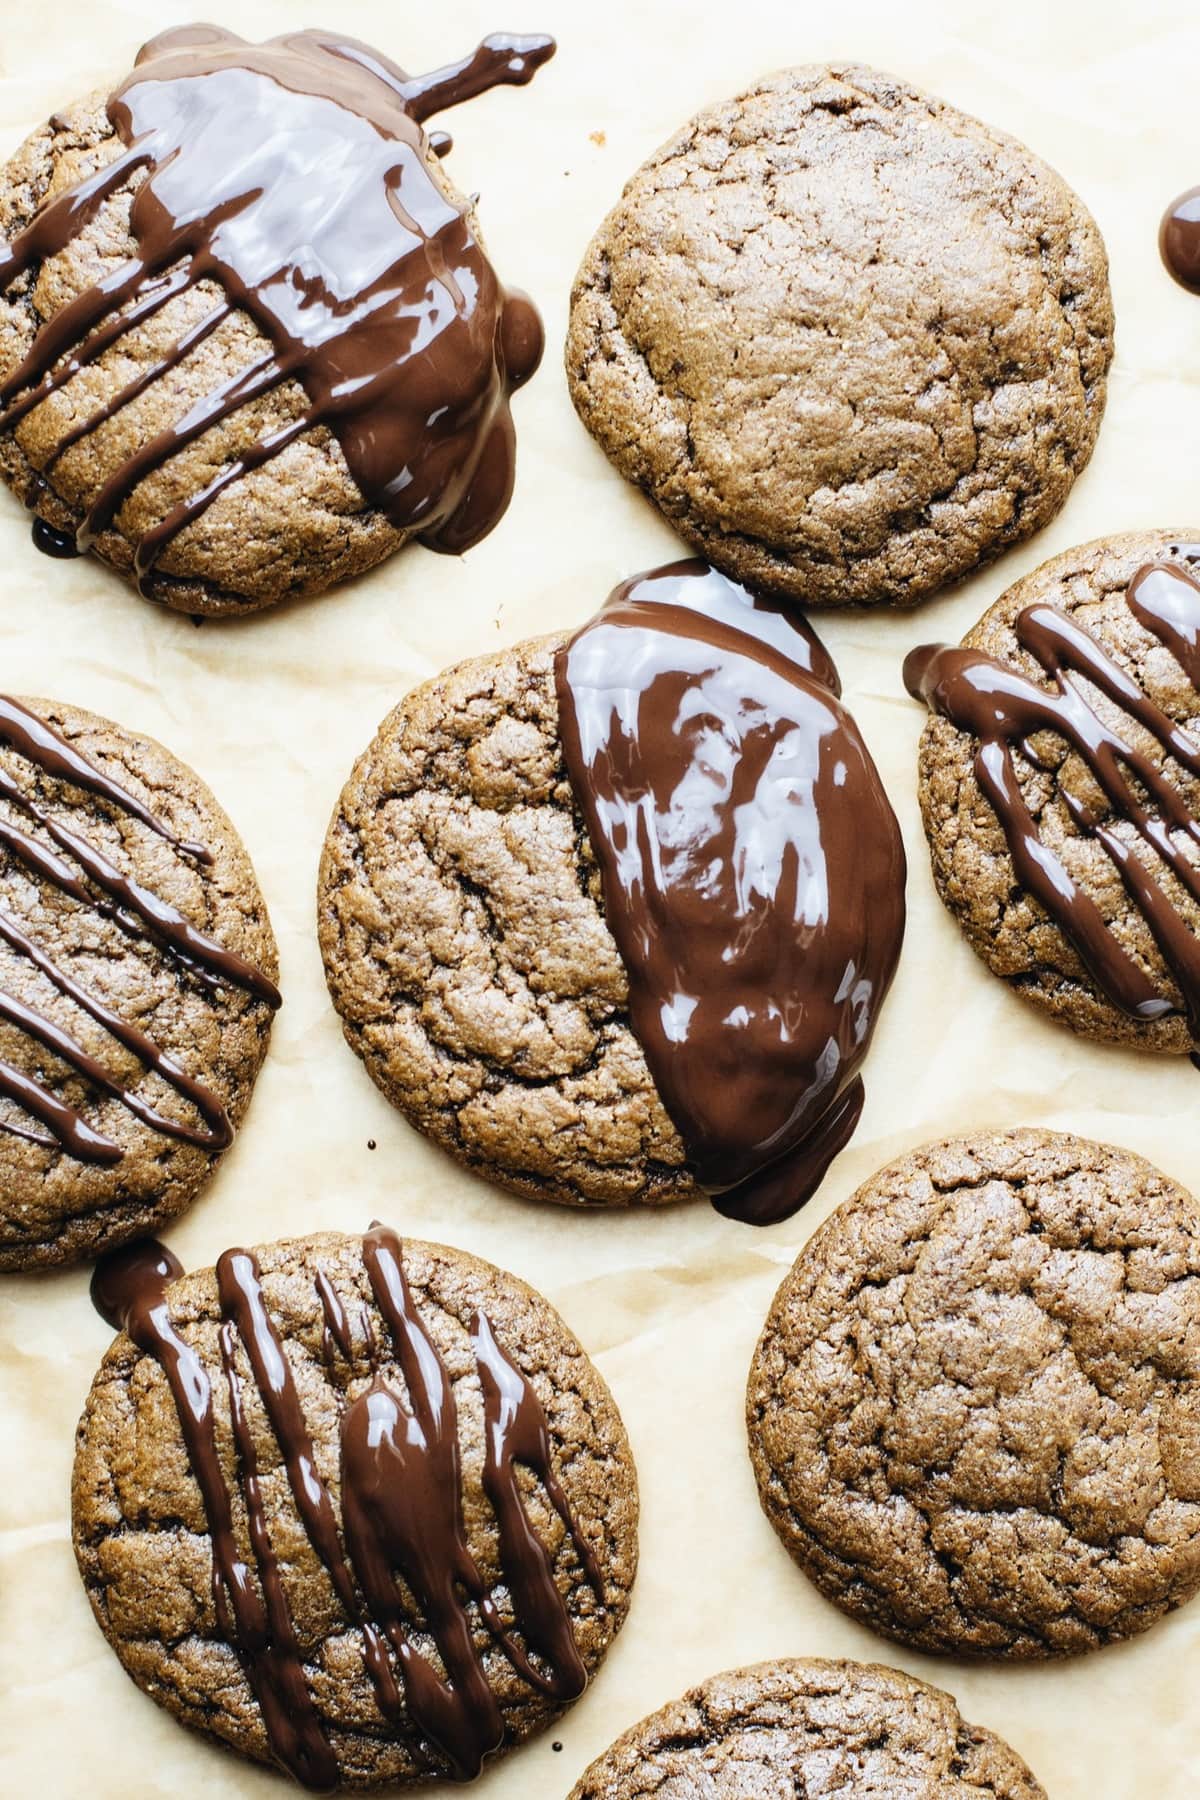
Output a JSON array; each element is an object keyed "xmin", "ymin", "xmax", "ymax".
[{"xmin": 2, "ymin": 1, "xmax": 1198, "ymax": 1793}]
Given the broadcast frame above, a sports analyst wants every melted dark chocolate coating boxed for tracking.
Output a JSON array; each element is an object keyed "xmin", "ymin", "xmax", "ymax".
[
  {"xmin": 555, "ymin": 561, "xmax": 907, "ymax": 1226},
  {"xmin": 0, "ymin": 695, "xmax": 279, "ymax": 1164},
  {"xmin": 31, "ymin": 516, "xmax": 81, "ymax": 557},
  {"xmin": 89, "ymin": 1226, "xmax": 603, "ymax": 1791},
  {"xmin": 905, "ymin": 557, "xmax": 1200, "ymax": 1057},
  {"xmin": 0, "ymin": 25, "xmax": 555, "ymax": 592},
  {"xmin": 1161, "ymin": 187, "xmax": 1200, "ymax": 294}
]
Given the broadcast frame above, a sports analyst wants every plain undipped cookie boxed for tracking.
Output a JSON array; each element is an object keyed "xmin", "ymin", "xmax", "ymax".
[
  {"xmin": 72, "ymin": 1229, "xmax": 638, "ymax": 1789},
  {"xmin": 317, "ymin": 633, "xmax": 697, "ymax": 1210},
  {"xmin": 915, "ymin": 530, "xmax": 1200, "ymax": 1052},
  {"xmin": 748, "ymin": 1128, "xmax": 1200, "ymax": 1658},
  {"xmin": 567, "ymin": 1657, "xmax": 1047, "ymax": 1799},
  {"xmin": 0, "ymin": 696, "xmax": 277, "ymax": 1269},
  {"xmin": 567, "ymin": 63, "xmax": 1113, "ymax": 609}
]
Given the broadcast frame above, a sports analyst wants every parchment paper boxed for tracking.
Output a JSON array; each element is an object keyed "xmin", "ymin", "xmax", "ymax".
[{"xmin": 1, "ymin": 1, "xmax": 1197, "ymax": 1793}]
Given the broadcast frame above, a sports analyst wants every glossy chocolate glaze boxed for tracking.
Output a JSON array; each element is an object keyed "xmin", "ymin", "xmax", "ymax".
[
  {"xmin": 0, "ymin": 695, "xmax": 279, "ymax": 1163},
  {"xmin": 0, "ymin": 25, "xmax": 555, "ymax": 592},
  {"xmin": 555, "ymin": 561, "xmax": 907, "ymax": 1226},
  {"xmin": 1161, "ymin": 187, "xmax": 1200, "ymax": 294},
  {"xmin": 30, "ymin": 516, "xmax": 81, "ymax": 558},
  {"xmin": 905, "ymin": 555, "xmax": 1200, "ymax": 1059},
  {"xmin": 89, "ymin": 1226, "xmax": 603, "ymax": 1791}
]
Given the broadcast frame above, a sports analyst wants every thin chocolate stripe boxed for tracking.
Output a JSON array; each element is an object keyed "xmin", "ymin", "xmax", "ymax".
[
  {"xmin": 0, "ymin": 697, "xmax": 277, "ymax": 1162},
  {"xmin": 905, "ymin": 556, "xmax": 1200, "ymax": 1059}
]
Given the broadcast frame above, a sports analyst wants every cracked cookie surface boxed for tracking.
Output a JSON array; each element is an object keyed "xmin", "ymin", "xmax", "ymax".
[
  {"xmin": 567, "ymin": 63, "xmax": 1113, "ymax": 610},
  {"xmin": 916, "ymin": 530, "xmax": 1200, "ymax": 1051},
  {"xmin": 567, "ymin": 1657, "xmax": 1046, "ymax": 1798},
  {"xmin": 0, "ymin": 697, "xmax": 277, "ymax": 1270},
  {"xmin": 747, "ymin": 1129, "xmax": 1200, "ymax": 1657},
  {"xmin": 72, "ymin": 1229, "xmax": 638, "ymax": 1789},
  {"xmin": 317, "ymin": 633, "xmax": 697, "ymax": 1210}
]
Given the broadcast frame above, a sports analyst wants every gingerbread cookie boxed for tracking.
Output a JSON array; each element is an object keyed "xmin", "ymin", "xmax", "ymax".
[
  {"xmin": 74, "ymin": 1226, "xmax": 637, "ymax": 1789},
  {"xmin": 0, "ymin": 25, "xmax": 554, "ymax": 613},
  {"xmin": 908, "ymin": 532, "xmax": 1200, "ymax": 1056},
  {"xmin": 318, "ymin": 561, "xmax": 905, "ymax": 1225},
  {"xmin": 568, "ymin": 1658, "xmax": 1046, "ymax": 1799},
  {"xmin": 0, "ymin": 694, "xmax": 278, "ymax": 1269},
  {"xmin": 748, "ymin": 1128, "xmax": 1200, "ymax": 1657},
  {"xmin": 568, "ymin": 64, "xmax": 1112, "ymax": 609}
]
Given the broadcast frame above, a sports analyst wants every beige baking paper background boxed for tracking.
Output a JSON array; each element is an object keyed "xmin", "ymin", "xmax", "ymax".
[{"xmin": 1, "ymin": 0, "xmax": 1198, "ymax": 1793}]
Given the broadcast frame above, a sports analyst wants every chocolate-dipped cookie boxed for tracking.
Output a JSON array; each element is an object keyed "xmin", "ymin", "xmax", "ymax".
[
  {"xmin": 0, "ymin": 24, "xmax": 554, "ymax": 614},
  {"xmin": 907, "ymin": 532, "xmax": 1200, "ymax": 1055},
  {"xmin": 567, "ymin": 1658, "xmax": 1047, "ymax": 1799},
  {"xmin": 748, "ymin": 1128, "xmax": 1200, "ymax": 1658},
  {"xmin": 73, "ymin": 1226, "xmax": 637, "ymax": 1791},
  {"xmin": 317, "ymin": 561, "xmax": 905, "ymax": 1226},
  {"xmin": 0, "ymin": 695, "xmax": 278, "ymax": 1269},
  {"xmin": 567, "ymin": 64, "xmax": 1112, "ymax": 610}
]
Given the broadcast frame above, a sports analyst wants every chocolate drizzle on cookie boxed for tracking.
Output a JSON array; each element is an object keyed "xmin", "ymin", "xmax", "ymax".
[
  {"xmin": 555, "ymin": 560, "xmax": 907, "ymax": 1227},
  {"xmin": 90, "ymin": 1226, "xmax": 603, "ymax": 1792},
  {"xmin": 0, "ymin": 696, "xmax": 280, "ymax": 1163},
  {"xmin": 905, "ymin": 557, "xmax": 1200, "ymax": 1060},
  {"xmin": 1, "ymin": 24, "xmax": 555, "ymax": 591}
]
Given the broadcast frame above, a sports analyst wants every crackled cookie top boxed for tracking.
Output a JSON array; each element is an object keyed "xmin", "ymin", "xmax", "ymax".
[
  {"xmin": 74, "ymin": 1227, "xmax": 637, "ymax": 1791},
  {"xmin": 0, "ymin": 25, "xmax": 554, "ymax": 613},
  {"xmin": 568, "ymin": 1658, "xmax": 1047, "ymax": 1798},
  {"xmin": 0, "ymin": 695, "xmax": 278, "ymax": 1269},
  {"xmin": 567, "ymin": 63, "xmax": 1113, "ymax": 610},
  {"xmin": 748, "ymin": 1128, "xmax": 1200, "ymax": 1658},
  {"xmin": 317, "ymin": 628, "xmax": 695, "ymax": 1211},
  {"xmin": 319, "ymin": 563, "xmax": 905, "ymax": 1221},
  {"xmin": 908, "ymin": 531, "xmax": 1200, "ymax": 1054}
]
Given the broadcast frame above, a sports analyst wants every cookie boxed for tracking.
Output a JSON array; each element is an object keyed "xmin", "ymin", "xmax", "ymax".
[
  {"xmin": 0, "ymin": 694, "xmax": 279, "ymax": 1270},
  {"xmin": 567, "ymin": 63, "xmax": 1113, "ymax": 610},
  {"xmin": 747, "ymin": 1128, "xmax": 1200, "ymax": 1658},
  {"xmin": 567, "ymin": 1657, "xmax": 1046, "ymax": 1799},
  {"xmin": 317, "ymin": 561, "xmax": 904, "ymax": 1223},
  {"xmin": 0, "ymin": 25, "xmax": 554, "ymax": 615},
  {"xmin": 73, "ymin": 1225, "xmax": 637, "ymax": 1790},
  {"xmin": 907, "ymin": 531, "xmax": 1200, "ymax": 1056}
]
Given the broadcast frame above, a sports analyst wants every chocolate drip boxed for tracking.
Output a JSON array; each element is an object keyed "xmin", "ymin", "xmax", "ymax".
[
  {"xmin": 0, "ymin": 26, "xmax": 555, "ymax": 592},
  {"xmin": 90, "ymin": 1227, "xmax": 601, "ymax": 1790},
  {"xmin": 905, "ymin": 557, "xmax": 1200, "ymax": 1057},
  {"xmin": 89, "ymin": 1234, "xmax": 182, "ymax": 1329},
  {"xmin": 91, "ymin": 1236, "xmax": 340, "ymax": 1791},
  {"xmin": 555, "ymin": 560, "xmax": 907, "ymax": 1227},
  {"xmin": 31, "ymin": 517, "xmax": 81, "ymax": 557},
  {"xmin": 0, "ymin": 695, "xmax": 278, "ymax": 1164},
  {"xmin": 1161, "ymin": 188, "xmax": 1200, "ymax": 294}
]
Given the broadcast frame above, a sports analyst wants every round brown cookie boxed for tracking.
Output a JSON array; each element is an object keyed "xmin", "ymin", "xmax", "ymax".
[
  {"xmin": 72, "ymin": 1228, "xmax": 638, "ymax": 1789},
  {"xmin": 0, "ymin": 696, "xmax": 278, "ymax": 1269},
  {"xmin": 0, "ymin": 24, "xmax": 548, "ymax": 616},
  {"xmin": 913, "ymin": 530, "xmax": 1200, "ymax": 1052},
  {"xmin": 747, "ymin": 1128, "xmax": 1200, "ymax": 1659},
  {"xmin": 317, "ymin": 632, "xmax": 697, "ymax": 1210},
  {"xmin": 0, "ymin": 94, "xmax": 407, "ymax": 613},
  {"xmin": 567, "ymin": 1657, "xmax": 1046, "ymax": 1799},
  {"xmin": 567, "ymin": 63, "xmax": 1112, "ymax": 611}
]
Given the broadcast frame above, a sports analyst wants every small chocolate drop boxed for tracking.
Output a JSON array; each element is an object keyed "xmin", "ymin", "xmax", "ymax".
[
  {"xmin": 1161, "ymin": 186, "xmax": 1200, "ymax": 294},
  {"xmin": 91, "ymin": 1236, "xmax": 183, "ymax": 1332},
  {"xmin": 31, "ymin": 516, "xmax": 80, "ymax": 558}
]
